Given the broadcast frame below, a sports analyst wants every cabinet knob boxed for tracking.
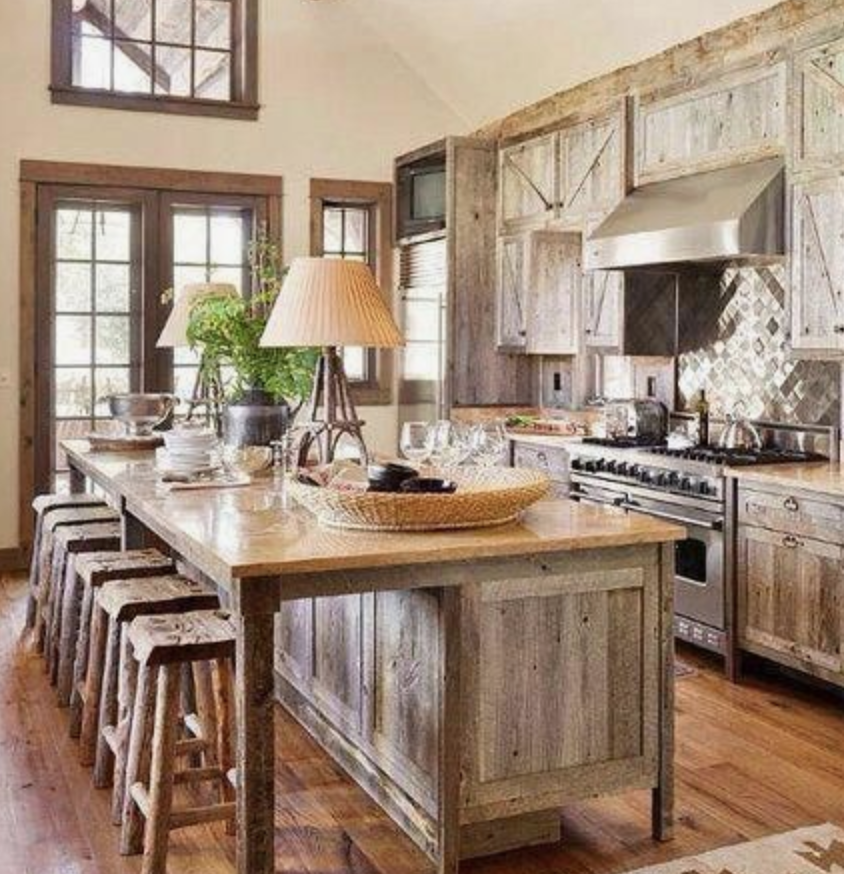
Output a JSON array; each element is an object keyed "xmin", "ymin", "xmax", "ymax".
[
  {"xmin": 783, "ymin": 496, "xmax": 799, "ymax": 512},
  {"xmin": 783, "ymin": 534, "xmax": 801, "ymax": 549}
]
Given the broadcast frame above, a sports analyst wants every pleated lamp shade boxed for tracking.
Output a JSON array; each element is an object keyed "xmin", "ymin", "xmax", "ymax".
[
  {"xmin": 260, "ymin": 258, "xmax": 404, "ymax": 348},
  {"xmin": 157, "ymin": 283, "xmax": 238, "ymax": 348}
]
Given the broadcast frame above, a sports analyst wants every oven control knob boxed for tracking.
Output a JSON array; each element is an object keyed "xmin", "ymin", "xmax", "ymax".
[
  {"xmin": 639, "ymin": 469, "xmax": 652, "ymax": 483},
  {"xmin": 594, "ymin": 459, "xmax": 606, "ymax": 472},
  {"xmin": 571, "ymin": 458, "xmax": 583, "ymax": 471},
  {"xmin": 629, "ymin": 464, "xmax": 640, "ymax": 477},
  {"xmin": 606, "ymin": 460, "xmax": 617, "ymax": 473},
  {"xmin": 698, "ymin": 481, "xmax": 712, "ymax": 496},
  {"xmin": 584, "ymin": 461, "xmax": 597, "ymax": 473},
  {"xmin": 655, "ymin": 473, "xmax": 669, "ymax": 487},
  {"xmin": 680, "ymin": 477, "xmax": 692, "ymax": 492},
  {"xmin": 617, "ymin": 462, "xmax": 628, "ymax": 476}
]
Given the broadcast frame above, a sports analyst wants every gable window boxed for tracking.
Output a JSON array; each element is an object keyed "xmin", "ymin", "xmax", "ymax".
[
  {"xmin": 50, "ymin": 0, "xmax": 259, "ymax": 119},
  {"xmin": 310, "ymin": 179, "xmax": 395, "ymax": 406}
]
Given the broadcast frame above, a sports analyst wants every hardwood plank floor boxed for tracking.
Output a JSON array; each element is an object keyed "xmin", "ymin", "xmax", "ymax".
[{"xmin": 3, "ymin": 571, "xmax": 844, "ymax": 874}]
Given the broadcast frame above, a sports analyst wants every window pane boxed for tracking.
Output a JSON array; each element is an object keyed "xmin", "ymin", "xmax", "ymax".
[
  {"xmin": 404, "ymin": 343, "xmax": 439, "ymax": 380},
  {"xmin": 95, "ymin": 316, "xmax": 131, "ymax": 365},
  {"xmin": 115, "ymin": 0, "xmax": 153, "ymax": 41},
  {"xmin": 155, "ymin": 45, "xmax": 192, "ymax": 97},
  {"xmin": 174, "ymin": 346, "xmax": 201, "ymax": 366},
  {"xmin": 56, "ymin": 209, "xmax": 93, "ymax": 260},
  {"xmin": 174, "ymin": 212, "xmax": 208, "ymax": 263},
  {"xmin": 342, "ymin": 347, "xmax": 366, "ymax": 382},
  {"xmin": 95, "ymin": 210, "xmax": 131, "ymax": 261},
  {"xmin": 345, "ymin": 210, "xmax": 367, "ymax": 253},
  {"xmin": 404, "ymin": 300, "xmax": 440, "ymax": 341},
  {"xmin": 323, "ymin": 209, "xmax": 343, "ymax": 251},
  {"xmin": 55, "ymin": 316, "xmax": 92, "ymax": 365},
  {"xmin": 73, "ymin": 35, "xmax": 112, "ymax": 90},
  {"xmin": 155, "ymin": 0, "xmax": 192, "ymax": 45},
  {"xmin": 196, "ymin": 0, "xmax": 232, "ymax": 49},
  {"xmin": 209, "ymin": 265, "xmax": 244, "ymax": 289},
  {"xmin": 95, "ymin": 368, "xmax": 131, "ymax": 414},
  {"xmin": 55, "ymin": 263, "xmax": 92, "ymax": 312},
  {"xmin": 174, "ymin": 265, "xmax": 208, "ymax": 289},
  {"xmin": 174, "ymin": 366, "xmax": 199, "ymax": 401},
  {"xmin": 55, "ymin": 369, "xmax": 93, "ymax": 417},
  {"xmin": 210, "ymin": 212, "xmax": 245, "ymax": 264},
  {"xmin": 96, "ymin": 264, "xmax": 131, "ymax": 312},
  {"xmin": 195, "ymin": 50, "xmax": 231, "ymax": 100},
  {"xmin": 114, "ymin": 41, "xmax": 153, "ymax": 94}
]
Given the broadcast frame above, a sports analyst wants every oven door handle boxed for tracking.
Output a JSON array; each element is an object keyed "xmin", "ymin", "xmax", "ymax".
[{"xmin": 620, "ymin": 499, "xmax": 723, "ymax": 531}]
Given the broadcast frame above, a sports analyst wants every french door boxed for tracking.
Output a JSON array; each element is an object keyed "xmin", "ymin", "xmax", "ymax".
[{"xmin": 35, "ymin": 186, "xmax": 265, "ymax": 490}]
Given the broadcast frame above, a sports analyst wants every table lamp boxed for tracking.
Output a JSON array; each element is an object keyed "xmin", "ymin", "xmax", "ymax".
[
  {"xmin": 260, "ymin": 257, "xmax": 403, "ymax": 465},
  {"xmin": 157, "ymin": 282, "xmax": 238, "ymax": 424}
]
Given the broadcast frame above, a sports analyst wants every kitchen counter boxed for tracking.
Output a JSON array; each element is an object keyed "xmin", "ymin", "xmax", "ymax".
[
  {"xmin": 726, "ymin": 462, "xmax": 844, "ymax": 498},
  {"xmin": 63, "ymin": 439, "xmax": 681, "ymax": 872},
  {"xmin": 506, "ymin": 430, "xmax": 584, "ymax": 447}
]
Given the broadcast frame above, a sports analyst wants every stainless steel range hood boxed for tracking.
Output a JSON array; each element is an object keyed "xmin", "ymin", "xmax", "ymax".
[{"xmin": 584, "ymin": 158, "xmax": 784, "ymax": 270}]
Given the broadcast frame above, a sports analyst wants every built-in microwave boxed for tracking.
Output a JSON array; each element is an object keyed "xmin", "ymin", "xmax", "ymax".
[{"xmin": 396, "ymin": 156, "xmax": 446, "ymax": 240}]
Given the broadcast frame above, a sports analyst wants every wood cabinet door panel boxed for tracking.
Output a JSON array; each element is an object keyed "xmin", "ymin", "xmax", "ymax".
[
  {"xmin": 496, "ymin": 235, "xmax": 528, "ymax": 351},
  {"xmin": 312, "ymin": 594, "xmax": 365, "ymax": 736},
  {"xmin": 583, "ymin": 269, "xmax": 623, "ymax": 348},
  {"xmin": 275, "ymin": 599, "xmax": 314, "ymax": 693},
  {"xmin": 559, "ymin": 112, "xmax": 625, "ymax": 222},
  {"xmin": 738, "ymin": 525, "xmax": 843, "ymax": 676},
  {"xmin": 739, "ymin": 484, "xmax": 844, "ymax": 545},
  {"xmin": 791, "ymin": 176, "xmax": 844, "ymax": 351},
  {"xmin": 794, "ymin": 37, "xmax": 844, "ymax": 170},
  {"xmin": 525, "ymin": 230, "xmax": 580, "ymax": 355},
  {"xmin": 369, "ymin": 589, "xmax": 439, "ymax": 813},
  {"xmin": 499, "ymin": 134, "xmax": 557, "ymax": 232},
  {"xmin": 636, "ymin": 65, "xmax": 786, "ymax": 184},
  {"xmin": 475, "ymin": 565, "xmax": 651, "ymax": 786}
]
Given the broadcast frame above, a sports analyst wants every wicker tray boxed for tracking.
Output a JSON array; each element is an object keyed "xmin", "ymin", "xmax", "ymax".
[{"xmin": 288, "ymin": 467, "xmax": 551, "ymax": 531}]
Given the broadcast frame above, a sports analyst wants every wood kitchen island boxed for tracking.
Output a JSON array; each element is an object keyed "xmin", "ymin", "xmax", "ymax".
[{"xmin": 62, "ymin": 440, "xmax": 684, "ymax": 874}]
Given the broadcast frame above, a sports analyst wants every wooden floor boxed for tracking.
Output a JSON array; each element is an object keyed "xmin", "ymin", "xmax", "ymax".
[{"xmin": 4, "ymin": 573, "xmax": 844, "ymax": 874}]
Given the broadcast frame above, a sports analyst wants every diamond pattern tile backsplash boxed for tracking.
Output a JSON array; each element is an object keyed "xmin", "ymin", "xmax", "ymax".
[{"xmin": 677, "ymin": 266, "xmax": 841, "ymax": 426}]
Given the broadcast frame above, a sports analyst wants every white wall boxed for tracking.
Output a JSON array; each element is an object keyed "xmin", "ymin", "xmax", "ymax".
[{"xmin": 0, "ymin": 0, "xmax": 464, "ymax": 549}]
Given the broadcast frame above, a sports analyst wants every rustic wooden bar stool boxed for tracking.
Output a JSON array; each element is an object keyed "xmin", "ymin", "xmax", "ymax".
[
  {"xmin": 46, "ymin": 520, "xmax": 122, "ymax": 691},
  {"xmin": 26, "ymin": 493, "xmax": 106, "ymax": 629},
  {"xmin": 68, "ymin": 549, "xmax": 177, "ymax": 738},
  {"xmin": 81, "ymin": 576, "xmax": 220, "ymax": 805},
  {"xmin": 121, "ymin": 610, "xmax": 236, "ymax": 874},
  {"xmin": 33, "ymin": 503, "xmax": 120, "ymax": 650}
]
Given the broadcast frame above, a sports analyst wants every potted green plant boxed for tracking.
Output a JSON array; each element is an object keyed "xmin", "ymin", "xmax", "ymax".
[{"xmin": 184, "ymin": 230, "xmax": 318, "ymax": 446}]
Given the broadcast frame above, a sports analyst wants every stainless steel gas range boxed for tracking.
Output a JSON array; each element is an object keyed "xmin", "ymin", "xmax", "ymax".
[{"xmin": 568, "ymin": 423, "xmax": 837, "ymax": 667}]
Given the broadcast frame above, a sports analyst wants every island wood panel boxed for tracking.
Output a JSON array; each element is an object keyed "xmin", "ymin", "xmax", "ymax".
[
  {"xmin": 635, "ymin": 64, "xmax": 787, "ymax": 184},
  {"xmin": 275, "ymin": 544, "xmax": 668, "ymax": 859},
  {"xmin": 792, "ymin": 35, "xmax": 844, "ymax": 171},
  {"xmin": 737, "ymin": 524, "xmax": 844, "ymax": 683}
]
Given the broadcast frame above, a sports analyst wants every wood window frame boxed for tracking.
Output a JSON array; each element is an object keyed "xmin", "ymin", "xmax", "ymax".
[
  {"xmin": 309, "ymin": 178, "xmax": 394, "ymax": 407},
  {"xmin": 19, "ymin": 159, "xmax": 282, "ymax": 554},
  {"xmin": 49, "ymin": 0, "xmax": 260, "ymax": 120}
]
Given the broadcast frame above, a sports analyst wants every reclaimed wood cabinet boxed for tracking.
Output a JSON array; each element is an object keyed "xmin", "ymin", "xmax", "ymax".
[
  {"xmin": 558, "ymin": 106, "xmax": 627, "ymax": 224},
  {"xmin": 792, "ymin": 36, "xmax": 844, "ymax": 171},
  {"xmin": 496, "ymin": 234, "xmax": 529, "ymax": 351},
  {"xmin": 499, "ymin": 133, "xmax": 557, "ymax": 232},
  {"xmin": 635, "ymin": 64, "xmax": 786, "ymax": 184},
  {"xmin": 790, "ymin": 175, "xmax": 844, "ymax": 353},
  {"xmin": 737, "ymin": 482, "xmax": 844, "ymax": 686},
  {"xmin": 583, "ymin": 269, "xmax": 623, "ymax": 348},
  {"xmin": 275, "ymin": 544, "xmax": 669, "ymax": 860},
  {"xmin": 525, "ymin": 231, "xmax": 580, "ymax": 355}
]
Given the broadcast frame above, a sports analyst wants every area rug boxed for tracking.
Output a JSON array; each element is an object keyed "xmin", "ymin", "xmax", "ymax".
[{"xmin": 626, "ymin": 824, "xmax": 844, "ymax": 873}]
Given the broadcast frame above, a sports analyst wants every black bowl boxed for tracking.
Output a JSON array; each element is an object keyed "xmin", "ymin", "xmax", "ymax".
[
  {"xmin": 367, "ymin": 462, "xmax": 418, "ymax": 492},
  {"xmin": 399, "ymin": 477, "xmax": 457, "ymax": 495}
]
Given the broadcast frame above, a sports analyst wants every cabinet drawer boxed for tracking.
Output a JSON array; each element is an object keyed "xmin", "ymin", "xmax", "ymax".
[
  {"xmin": 512, "ymin": 442, "xmax": 569, "ymax": 485},
  {"xmin": 738, "ymin": 485, "xmax": 844, "ymax": 545}
]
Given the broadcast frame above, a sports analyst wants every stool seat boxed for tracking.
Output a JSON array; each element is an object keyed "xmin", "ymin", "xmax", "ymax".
[
  {"xmin": 45, "ymin": 506, "xmax": 120, "ymax": 534},
  {"xmin": 129, "ymin": 610, "xmax": 235, "ymax": 666},
  {"xmin": 54, "ymin": 521, "xmax": 122, "ymax": 551},
  {"xmin": 32, "ymin": 493, "xmax": 105, "ymax": 515},
  {"xmin": 76, "ymin": 550, "xmax": 175, "ymax": 586},
  {"xmin": 98, "ymin": 577, "xmax": 219, "ymax": 623}
]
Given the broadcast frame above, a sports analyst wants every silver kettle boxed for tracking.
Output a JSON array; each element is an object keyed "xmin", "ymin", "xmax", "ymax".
[{"xmin": 719, "ymin": 403, "xmax": 762, "ymax": 450}]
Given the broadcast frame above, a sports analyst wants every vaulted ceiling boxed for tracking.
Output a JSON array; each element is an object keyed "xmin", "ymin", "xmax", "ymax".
[{"xmin": 347, "ymin": 0, "xmax": 783, "ymax": 129}]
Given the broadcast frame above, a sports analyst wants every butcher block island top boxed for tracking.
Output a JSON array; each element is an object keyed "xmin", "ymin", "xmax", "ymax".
[{"xmin": 62, "ymin": 439, "xmax": 682, "ymax": 874}]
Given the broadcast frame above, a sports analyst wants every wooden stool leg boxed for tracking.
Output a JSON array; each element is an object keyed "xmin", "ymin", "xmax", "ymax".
[
  {"xmin": 121, "ymin": 662, "xmax": 158, "ymax": 856},
  {"xmin": 25, "ymin": 521, "xmax": 44, "ymax": 630},
  {"xmin": 57, "ymin": 556, "xmax": 82, "ymax": 706},
  {"xmin": 45, "ymin": 545, "xmax": 66, "ymax": 669},
  {"xmin": 34, "ymin": 532, "xmax": 55, "ymax": 651},
  {"xmin": 141, "ymin": 664, "xmax": 182, "ymax": 874},
  {"xmin": 80, "ymin": 603, "xmax": 108, "ymax": 766},
  {"xmin": 111, "ymin": 624, "xmax": 139, "ymax": 825},
  {"xmin": 94, "ymin": 616, "xmax": 121, "ymax": 788},
  {"xmin": 212, "ymin": 658, "xmax": 236, "ymax": 835},
  {"xmin": 69, "ymin": 582, "xmax": 95, "ymax": 738}
]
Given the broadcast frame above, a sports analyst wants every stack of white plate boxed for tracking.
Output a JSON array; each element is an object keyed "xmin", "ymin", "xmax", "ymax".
[{"xmin": 156, "ymin": 427, "xmax": 220, "ymax": 477}]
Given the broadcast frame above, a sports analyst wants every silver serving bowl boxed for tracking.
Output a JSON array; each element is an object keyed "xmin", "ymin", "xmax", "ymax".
[{"xmin": 106, "ymin": 393, "xmax": 178, "ymax": 436}]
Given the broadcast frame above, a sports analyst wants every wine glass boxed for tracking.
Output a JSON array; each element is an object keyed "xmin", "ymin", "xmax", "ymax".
[
  {"xmin": 439, "ymin": 422, "xmax": 474, "ymax": 469},
  {"xmin": 400, "ymin": 421, "xmax": 434, "ymax": 468},
  {"xmin": 471, "ymin": 421, "xmax": 508, "ymax": 467},
  {"xmin": 427, "ymin": 420, "xmax": 453, "ymax": 471}
]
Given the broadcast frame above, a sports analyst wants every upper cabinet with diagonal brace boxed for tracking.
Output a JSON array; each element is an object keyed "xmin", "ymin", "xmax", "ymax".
[{"xmin": 498, "ymin": 133, "xmax": 557, "ymax": 233}]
